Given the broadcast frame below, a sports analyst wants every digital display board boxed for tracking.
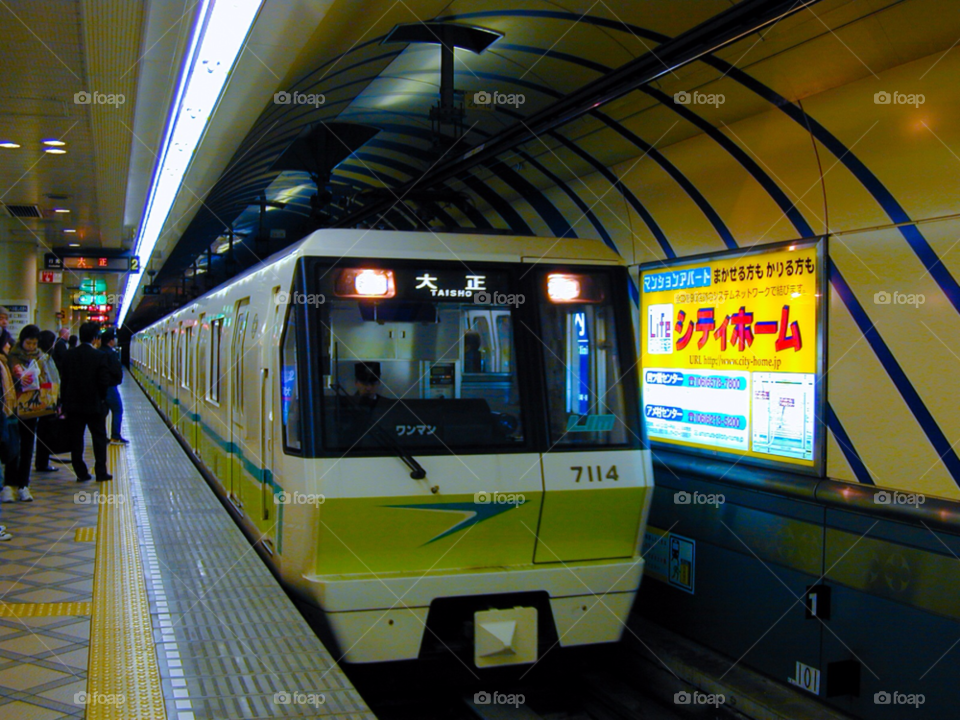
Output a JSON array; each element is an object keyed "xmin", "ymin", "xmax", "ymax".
[
  {"xmin": 640, "ymin": 239, "xmax": 825, "ymax": 473},
  {"xmin": 48, "ymin": 255, "xmax": 140, "ymax": 273}
]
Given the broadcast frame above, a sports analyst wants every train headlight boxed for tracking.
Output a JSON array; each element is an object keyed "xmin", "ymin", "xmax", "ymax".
[
  {"xmin": 546, "ymin": 273, "xmax": 604, "ymax": 303},
  {"xmin": 335, "ymin": 268, "xmax": 396, "ymax": 298},
  {"xmin": 547, "ymin": 274, "xmax": 581, "ymax": 301}
]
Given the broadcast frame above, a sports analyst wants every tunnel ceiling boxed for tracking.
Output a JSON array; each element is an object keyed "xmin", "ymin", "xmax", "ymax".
[{"xmin": 127, "ymin": 0, "xmax": 944, "ymax": 329}]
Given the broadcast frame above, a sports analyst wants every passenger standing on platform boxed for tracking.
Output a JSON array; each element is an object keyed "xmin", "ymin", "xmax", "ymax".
[
  {"xmin": 52, "ymin": 327, "xmax": 69, "ymax": 372},
  {"xmin": 0, "ymin": 308, "xmax": 12, "ymax": 353},
  {"xmin": 60, "ymin": 323, "xmax": 119, "ymax": 482},
  {"xmin": 68, "ymin": 335, "xmax": 78, "ymax": 350},
  {"xmin": 33, "ymin": 331, "xmax": 59, "ymax": 474},
  {"xmin": 2, "ymin": 325, "xmax": 42, "ymax": 502},
  {"xmin": 0, "ymin": 337, "xmax": 18, "ymax": 537},
  {"xmin": 100, "ymin": 330, "xmax": 127, "ymax": 444}
]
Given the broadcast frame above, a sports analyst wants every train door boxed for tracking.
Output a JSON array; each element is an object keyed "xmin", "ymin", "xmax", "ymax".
[
  {"xmin": 229, "ymin": 299, "xmax": 250, "ymax": 508},
  {"xmin": 195, "ymin": 314, "xmax": 208, "ymax": 462},
  {"xmin": 259, "ymin": 288, "xmax": 284, "ymax": 542},
  {"xmin": 164, "ymin": 329, "xmax": 172, "ymax": 417},
  {"xmin": 239, "ymin": 307, "xmax": 266, "ymax": 524},
  {"xmin": 174, "ymin": 323, "xmax": 184, "ymax": 435},
  {"xmin": 534, "ymin": 270, "xmax": 650, "ymax": 564}
]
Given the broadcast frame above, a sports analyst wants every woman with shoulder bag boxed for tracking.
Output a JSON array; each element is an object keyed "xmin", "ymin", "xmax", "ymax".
[
  {"xmin": 0, "ymin": 336, "xmax": 18, "ymax": 535},
  {"xmin": 3, "ymin": 325, "xmax": 46, "ymax": 502},
  {"xmin": 33, "ymin": 330, "xmax": 61, "ymax": 474}
]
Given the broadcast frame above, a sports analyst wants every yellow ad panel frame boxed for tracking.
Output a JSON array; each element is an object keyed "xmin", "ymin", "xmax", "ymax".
[{"xmin": 638, "ymin": 238, "xmax": 827, "ymax": 477}]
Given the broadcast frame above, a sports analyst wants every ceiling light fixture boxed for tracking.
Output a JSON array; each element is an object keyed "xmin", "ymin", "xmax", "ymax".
[
  {"xmin": 44, "ymin": 148, "xmax": 67, "ymax": 154},
  {"xmin": 42, "ymin": 139, "xmax": 66, "ymax": 146},
  {"xmin": 53, "ymin": 208, "xmax": 70, "ymax": 213},
  {"xmin": 118, "ymin": 0, "xmax": 265, "ymax": 326},
  {"xmin": 0, "ymin": 142, "xmax": 20, "ymax": 149},
  {"xmin": 68, "ymin": 242, "xmax": 80, "ymax": 247},
  {"xmin": 63, "ymin": 228, "xmax": 77, "ymax": 233}
]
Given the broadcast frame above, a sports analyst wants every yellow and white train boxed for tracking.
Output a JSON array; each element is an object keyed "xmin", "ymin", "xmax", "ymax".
[{"xmin": 131, "ymin": 229, "xmax": 653, "ymax": 666}]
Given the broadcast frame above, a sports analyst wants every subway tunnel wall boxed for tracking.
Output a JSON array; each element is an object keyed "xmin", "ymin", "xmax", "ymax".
[{"xmin": 452, "ymin": 11, "xmax": 960, "ymax": 502}]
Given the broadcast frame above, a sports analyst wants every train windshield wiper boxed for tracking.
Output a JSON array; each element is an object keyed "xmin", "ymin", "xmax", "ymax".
[{"xmin": 332, "ymin": 384, "xmax": 428, "ymax": 481}]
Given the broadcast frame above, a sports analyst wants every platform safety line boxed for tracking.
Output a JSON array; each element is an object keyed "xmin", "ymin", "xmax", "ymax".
[
  {"xmin": 86, "ymin": 443, "xmax": 166, "ymax": 720},
  {"xmin": 74, "ymin": 527, "xmax": 96, "ymax": 542}
]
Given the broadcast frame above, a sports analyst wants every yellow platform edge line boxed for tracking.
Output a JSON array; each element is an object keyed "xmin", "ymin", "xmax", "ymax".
[
  {"xmin": 86, "ymin": 443, "xmax": 166, "ymax": 719},
  {"xmin": 74, "ymin": 527, "xmax": 96, "ymax": 542},
  {"xmin": 0, "ymin": 601, "xmax": 92, "ymax": 617}
]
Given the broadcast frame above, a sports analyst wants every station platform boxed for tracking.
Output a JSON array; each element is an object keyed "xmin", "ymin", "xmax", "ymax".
[{"xmin": 0, "ymin": 377, "xmax": 375, "ymax": 719}]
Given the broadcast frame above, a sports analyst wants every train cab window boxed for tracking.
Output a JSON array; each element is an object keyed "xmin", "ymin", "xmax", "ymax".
[
  {"xmin": 538, "ymin": 270, "xmax": 639, "ymax": 447},
  {"xmin": 280, "ymin": 307, "xmax": 301, "ymax": 451},
  {"xmin": 315, "ymin": 265, "xmax": 526, "ymax": 453}
]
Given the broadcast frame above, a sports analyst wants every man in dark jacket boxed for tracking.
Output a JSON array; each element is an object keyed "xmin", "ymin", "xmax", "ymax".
[
  {"xmin": 51, "ymin": 327, "xmax": 70, "ymax": 372},
  {"xmin": 100, "ymin": 329, "xmax": 127, "ymax": 443},
  {"xmin": 60, "ymin": 323, "xmax": 121, "ymax": 482}
]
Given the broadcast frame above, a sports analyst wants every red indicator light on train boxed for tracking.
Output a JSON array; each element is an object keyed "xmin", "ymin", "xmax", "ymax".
[{"xmin": 335, "ymin": 268, "xmax": 396, "ymax": 298}]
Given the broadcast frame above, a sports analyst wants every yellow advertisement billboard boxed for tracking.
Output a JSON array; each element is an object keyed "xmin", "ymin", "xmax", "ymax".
[{"xmin": 640, "ymin": 240, "xmax": 825, "ymax": 472}]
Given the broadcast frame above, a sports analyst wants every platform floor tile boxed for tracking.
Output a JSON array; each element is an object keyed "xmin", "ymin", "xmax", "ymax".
[{"xmin": 0, "ymin": 439, "xmax": 99, "ymax": 719}]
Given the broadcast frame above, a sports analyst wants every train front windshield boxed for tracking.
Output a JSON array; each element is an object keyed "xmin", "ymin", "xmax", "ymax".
[{"xmin": 309, "ymin": 263, "xmax": 639, "ymax": 454}]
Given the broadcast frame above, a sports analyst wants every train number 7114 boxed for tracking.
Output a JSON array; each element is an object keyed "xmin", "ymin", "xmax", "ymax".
[{"xmin": 570, "ymin": 466, "xmax": 619, "ymax": 482}]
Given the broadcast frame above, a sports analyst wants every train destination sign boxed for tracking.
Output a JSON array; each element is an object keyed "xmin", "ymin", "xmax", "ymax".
[
  {"xmin": 46, "ymin": 254, "xmax": 140, "ymax": 273},
  {"xmin": 640, "ymin": 239, "xmax": 825, "ymax": 473}
]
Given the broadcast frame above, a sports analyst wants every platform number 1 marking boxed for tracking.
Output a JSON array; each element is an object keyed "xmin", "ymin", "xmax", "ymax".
[{"xmin": 570, "ymin": 466, "xmax": 619, "ymax": 482}]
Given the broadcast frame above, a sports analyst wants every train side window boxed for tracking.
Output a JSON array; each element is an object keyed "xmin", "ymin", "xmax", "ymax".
[
  {"xmin": 197, "ymin": 315, "xmax": 207, "ymax": 398},
  {"xmin": 280, "ymin": 307, "xmax": 301, "ymax": 451},
  {"xmin": 537, "ymin": 271, "xmax": 639, "ymax": 447},
  {"xmin": 208, "ymin": 318, "xmax": 223, "ymax": 404},
  {"xmin": 174, "ymin": 327, "xmax": 182, "ymax": 385},
  {"xmin": 182, "ymin": 326, "xmax": 193, "ymax": 391},
  {"xmin": 232, "ymin": 303, "xmax": 249, "ymax": 418}
]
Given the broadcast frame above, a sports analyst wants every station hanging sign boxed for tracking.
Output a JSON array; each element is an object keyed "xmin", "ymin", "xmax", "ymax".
[
  {"xmin": 639, "ymin": 238, "xmax": 826, "ymax": 474},
  {"xmin": 46, "ymin": 254, "xmax": 140, "ymax": 273}
]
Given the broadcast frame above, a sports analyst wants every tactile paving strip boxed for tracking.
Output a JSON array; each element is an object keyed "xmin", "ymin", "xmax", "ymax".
[
  {"xmin": 75, "ymin": 526, "xmax": 97, "ymax": 542},
  {"xmin": 124, "ymin": 377, "xmax": 377, "ymax": 719},
  {"xmin": 86, "ymin": 444, "xmax": 167, "ymax": 719},
  {"xmin": 0, "ymin": 601, "xmax": 93, "ymax": 617}
]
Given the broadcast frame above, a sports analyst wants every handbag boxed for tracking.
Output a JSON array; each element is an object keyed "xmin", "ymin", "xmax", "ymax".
[{"xmin": 15, "ymin": 355, "xmax": 60, "ymax": 419}]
